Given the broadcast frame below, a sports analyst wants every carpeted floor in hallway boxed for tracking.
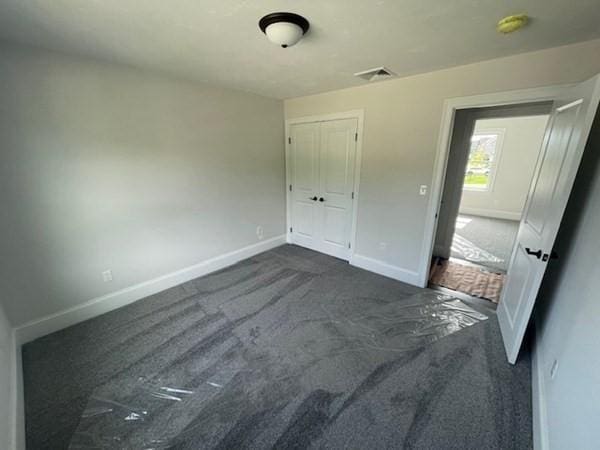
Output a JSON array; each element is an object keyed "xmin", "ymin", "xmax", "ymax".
[{"xmin": 452, "ymin": 214, "xmax": 520, "ymax": 273}]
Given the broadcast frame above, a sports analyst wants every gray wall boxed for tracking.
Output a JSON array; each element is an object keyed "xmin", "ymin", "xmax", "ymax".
[
  {"xmin": 535, "ymin": 111, "xmax": 600, "ymax": 449},
  {"xmin": 0, "ymin": 42, "xmax": 285, "ymax": 326},
  {"xmin": 285, "ymin": 39, "xmax": 600, "ymax": 279},
  {"xmin": 434, "ymin": 109, "xmax": 474, "ymax": 258}
]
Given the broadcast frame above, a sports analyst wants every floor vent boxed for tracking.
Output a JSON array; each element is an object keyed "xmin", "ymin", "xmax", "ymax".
[{"xmin": 354, "ymin": 66, "xmax": 396, "ymax": 82}]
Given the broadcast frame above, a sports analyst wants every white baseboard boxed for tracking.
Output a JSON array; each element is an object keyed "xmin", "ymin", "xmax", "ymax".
[
  {"xmin": 15, "ymin": 235, "xmax": 286, "ymax": 345},
  {"xmin": 532, "ymin": 321, "xmax": 549, "ymax": 450},
  {"xmin": 459, "ymin": 207, "xmax": 521, "ymax": 221},
  {"xmin": 350, "ymin": 254, "xmax": 421, "ymax": 286}
]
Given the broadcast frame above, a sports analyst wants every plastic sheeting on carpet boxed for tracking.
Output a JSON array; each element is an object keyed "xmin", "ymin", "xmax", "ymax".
[{"xmin": 68, "ymin": 291, "xmax": 487, "ymax": 449}]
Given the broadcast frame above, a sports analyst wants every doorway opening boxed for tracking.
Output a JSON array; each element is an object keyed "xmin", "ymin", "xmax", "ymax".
[{"xmin": 429, "ymin": 103, "xmax": 552, "ymax": 304}]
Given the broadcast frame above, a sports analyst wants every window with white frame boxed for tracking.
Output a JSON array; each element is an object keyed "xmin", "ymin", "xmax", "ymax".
[{"xmin": 463, "ymin": 129, "xmax": 504, "ymax": 191}]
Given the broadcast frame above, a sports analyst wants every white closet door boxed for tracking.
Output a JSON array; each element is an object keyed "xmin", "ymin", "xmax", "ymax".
[
  {"xmin": 289, "ymin": 118, "xmax": 358, "ymax": 260},
  {"xmin": 289, "ymin": 122, "xmax": 321, "ymax": 250},
  {"xmin": 317, "ymin": 118, "xmax": 358, "ymax": 259}
]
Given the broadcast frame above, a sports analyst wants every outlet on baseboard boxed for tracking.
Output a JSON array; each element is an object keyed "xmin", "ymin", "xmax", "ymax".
[
  {"xmin": 256, "ymin": 226, "xmax": 264, "ymax": 240},
  {"xmin": 102, "ymin": 270, "xmax": 113, "ymax": 282}
]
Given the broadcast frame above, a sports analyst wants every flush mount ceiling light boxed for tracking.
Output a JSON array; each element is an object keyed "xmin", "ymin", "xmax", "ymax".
[
  {"xmin": 259, "ymin": 12, "xmax": 310, "ymax": 48},
  {"xmin": 497, "ymin": 14, "xmax": 529, "ymax": 34}
]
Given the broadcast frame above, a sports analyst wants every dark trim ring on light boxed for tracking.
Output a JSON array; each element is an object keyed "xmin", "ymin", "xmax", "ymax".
[{"xmin": 259, "ymin": 12, "xmax": 310, "ymax": 35}]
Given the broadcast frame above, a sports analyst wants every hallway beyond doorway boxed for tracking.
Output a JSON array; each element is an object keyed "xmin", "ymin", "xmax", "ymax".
[
  {"xmin": 429, "ymin": 213, "xmax": 518, "ymax": 304},
  {"xmin": 451, "ymin": 214, "xmax": 519, "ymax": 273}
]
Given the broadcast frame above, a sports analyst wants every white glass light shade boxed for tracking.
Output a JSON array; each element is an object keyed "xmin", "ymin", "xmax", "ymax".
[{"xmin": 265, "ymin": 22, "xmax": 304, "ymax": 47}]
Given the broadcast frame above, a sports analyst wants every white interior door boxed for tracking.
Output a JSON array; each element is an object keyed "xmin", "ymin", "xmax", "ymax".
[
  {"xmin": 317, "ymin": 118, "xmax": 358, "ymax": 259},
  {"xmin": 289, "ymin": 122, "xmax": 320, "ymax": 251},
  {"xmin": 289, "ymin": 118, "xmax": 358, "ymax": 260},
  {"xmin": 498, "ymin": 74, "xmax": 600, "ymax": 364}
]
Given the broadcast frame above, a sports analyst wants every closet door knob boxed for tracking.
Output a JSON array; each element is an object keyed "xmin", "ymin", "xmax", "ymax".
[
  {"xmin": 319, "ymin": 197, "xmax": 325, "ymax": 202},
  {"xmin": 310, "ymin": 196, "xmax": 318, "ymax": 201}
]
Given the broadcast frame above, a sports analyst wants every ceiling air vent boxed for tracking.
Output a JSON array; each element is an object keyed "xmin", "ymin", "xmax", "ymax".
[{"xmin": 354, "ymin": 66, "xmax": 396, "ymax": 82}]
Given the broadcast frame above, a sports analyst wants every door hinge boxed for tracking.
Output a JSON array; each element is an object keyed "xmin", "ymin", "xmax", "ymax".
[
  {"xmin": 348, "ymin": 242, "xmax": 351, "ymax": 249},
  {"xmin": 289, "ymin": 184, "xmax": 292, "ymax": 192},
  {"xmin": 351, "ymin": 192, "xmax": 355, "ymax": 199},
  {"xmin": 354, "ymin": 132, "xmax": 358, "ymax": 142},
  {"xmin": 290, "ymin": 227, "xmax": 293, "ymax": 233},
  {"xmin": 288, "ymin": 137, "xmax": 291, "ymax": 144}
]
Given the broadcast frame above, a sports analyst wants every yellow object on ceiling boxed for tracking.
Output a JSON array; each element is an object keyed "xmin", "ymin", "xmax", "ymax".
[{"xmin": 497, "ymin": 14, "xmax": 529, "ymax": 34}]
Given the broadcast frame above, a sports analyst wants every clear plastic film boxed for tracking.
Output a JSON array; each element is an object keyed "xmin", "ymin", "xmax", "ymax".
[
  {"xmin": 295, "ymin": 291, "xmax": 488, "ymax": 357},
  {"xmin": 69, "ymin": 291, "xmax": 487, "ymax": 448},
  {"xmin": 70, "ymin": 377, "xmax": 239, "ymax": 449},
  {"xmin": 452, "ymin": 234, "xmax": 505, "ymax": 268}
]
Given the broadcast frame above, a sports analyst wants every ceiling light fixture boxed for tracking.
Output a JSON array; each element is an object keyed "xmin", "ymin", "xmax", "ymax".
[{"xmin": 259, "ymin": 12, "xmax": 310, "ymax": 48}]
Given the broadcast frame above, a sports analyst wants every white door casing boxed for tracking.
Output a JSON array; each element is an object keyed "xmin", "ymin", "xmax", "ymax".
[
  {"xmin": 288, "ymin": 117, "xmax": 359, "ymax": 260},
  {"xmin": 498, "ymin": 74, "xmax": 600, "ymax": 364}
]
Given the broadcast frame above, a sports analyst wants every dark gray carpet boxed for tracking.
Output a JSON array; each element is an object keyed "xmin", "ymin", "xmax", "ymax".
[
  {"xmin": 22, "ymin": 244, "xmax": 532, "ymax": 449},
  {"xmin": 452, "ymin": 214, "xmax": 520, "ymax": 272}
]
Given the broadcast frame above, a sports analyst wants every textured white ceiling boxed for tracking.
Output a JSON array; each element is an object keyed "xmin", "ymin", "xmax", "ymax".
[{"xmin": 0, "ymin": 0, "xmax": 599, "ymax": 99}]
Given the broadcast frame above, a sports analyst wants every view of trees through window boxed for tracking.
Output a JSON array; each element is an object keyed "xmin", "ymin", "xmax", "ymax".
[{"xmin": 463, "ymin": 132, "xmax": 500, "ymax": 190}]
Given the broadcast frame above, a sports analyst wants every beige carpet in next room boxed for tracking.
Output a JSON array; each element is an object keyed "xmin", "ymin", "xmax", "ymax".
[{"xmin": 429, "ymin": 258, "xmax": 505, "ymax": 303}]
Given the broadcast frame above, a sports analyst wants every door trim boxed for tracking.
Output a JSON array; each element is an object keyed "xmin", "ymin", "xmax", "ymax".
[
  {"xmin": 418, "ymin": 85, "xmax": 570, "ymax": 288},
  {"xmin": 285, "ymin": 110, "xmax": 365, "ymax": 260}
]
